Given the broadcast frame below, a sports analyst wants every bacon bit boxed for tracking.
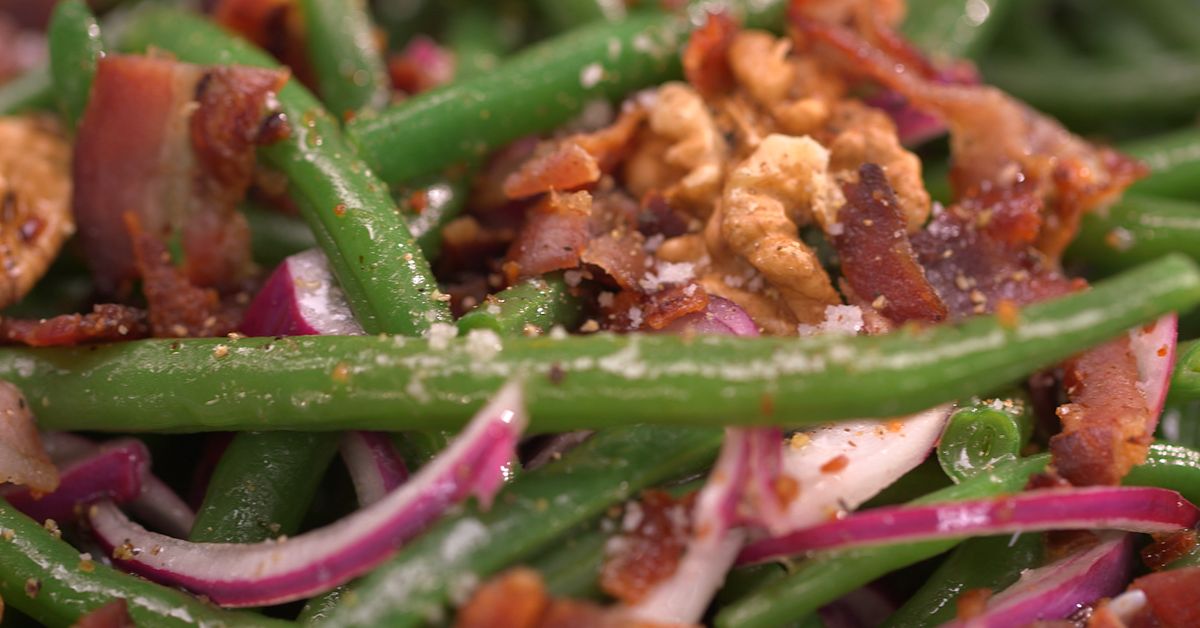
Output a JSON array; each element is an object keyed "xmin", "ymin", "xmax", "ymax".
[
  {"xmin": 1051, "ymin": 336, "xmax": 1152, "ymax": 486},
  {"xmin": 1130, "ymin": 567, "xmax": 1200, "ymax": 627},
  {"xmin": 773, "ymin": 474, "xmax": 800, "ymax": 505},
  {"xmin": 213, "ymin": 0, "xmax": 313, "ymax": 88},
  {"xmin": 683, "ymin": 11, "xmax": 737, "ymax": 95},
  {"xmin": 1142, "ymin": 530, "xmax": 1198, "ymax": 571},
  {"xmin": 642, "ymin": 283, "xmax": 708, "ymax": 329},
  {"xmin": 600, "ymin": 490, "xmax": 695, "ymax": 604},
  {"xmin": 885, "ymin": 419, "xmax": 904, "ymax": 432},
  {"xmin": 1045, "ymin": 530, "xmax": 1101, "ymax": 562},
  {"xmin": 833, "ymin": 163, "xmax": 946, "ymax": 324},
  {"xmin": 581, "ymin": 231, "xmax": 649, "ymax": 292},
  {"xmin": 505, "ymin": 192, "xmax": 592, "ymax": 283},
  {"xmin": 0, "ymin": 305, "xmax": 150, "ymax": 347},
  {"xmin": 407, "ymin": 189, "xmax": 430, "ymax": 214},
  {"xmin": 455, "ymin": 568, "xmax": 548, "ymax": 628},
  {"xmin": 72, "ymin": 599, "xmax": 135, "ymax": 628},
  {"xmin": 1087, "ymin": 599, "xmax": 1128, "ymax": 628},
  {"xmin": 504, "ymin": 108, "xmax": 646, "ymax": 199},
  {"xmin": 127, "ymin": 214, "xmax": 241, "ymax": 339},
  {"xmin": 820, "ymin": 454, "xmax": 849, "ymax": 473},
  {"xmin": 637, "ymin": 192, "xmax": 691, "ymax": 238},
  {"xmin": 955, "ymin": 588, "xmax": 993, "ymax": 621}
]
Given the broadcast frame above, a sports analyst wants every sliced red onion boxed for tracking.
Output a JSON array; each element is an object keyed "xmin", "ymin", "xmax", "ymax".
[
  {"xmin": 866, "ymin": 90, "xmax": 947, "ymax": 146},
  {"xmin": 41, "ymin": 432, "xmax": 195, "ymax": 536},
  {"xmin": 0, "ymin": 381, "xmax": 58, "ymax": 493},
  {"xmin": 769, "ymin": 404, "xmax": 952, "ymax": 535},
  {"xmin": 88, "ymin": 380, "xmax": 527, "ymax": 607},
  {"xmin": 946, "ymin": 534, "xmax": 1133, "ymax": 627},
  {"xmin": 1131, "ymin": 313, "xmax": 1177, "ymax": 424},
  {"xmin": 740, "ymin": 486, "xmax": 1197, "ymax": 564},
  {"xmin": 664, "ymin": 296, "xmax": 760, "ymax": 336},
  {"xmin": 340, "ymin": 431, "xmax": 408, "ymax": 507},
  {"xmin": 2, "ymin": 439, "xmax": 147, "ymax": 523},
  {"xmin": 240, "ymin": 248, "xmax": 365, "ymax": 337},
  {"xmin": 127, "ymin": 475, "xmax": 197, "ymax": 539}
]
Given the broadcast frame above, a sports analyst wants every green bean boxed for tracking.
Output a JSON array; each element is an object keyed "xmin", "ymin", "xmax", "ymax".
[
  {"xmin": 396, "ymin": 171, "xmax": 472, "ymax": 262},
  {"xmin": 0, "ymin": 254, "xmax": 1194, "ymax": 432},
  {"xmin": 346, "ymin": 0, "xmax": 786, "ymax": 186},
  {"xmin": 1067, "ymin": 195, "xmax": 1200, "ymax": 275},
  {"xmin": 322, "ymin": 425, "xmax": 721, "ymax": 627},
  {"xmin": 1125, "ymin": 127, "xmax": 1200, "ymax": 200},
  {"xmin": 936, "ymin": 393, "xmax": 1033, "ymax": 483},
  {"xmin": 48, "ymin": 0, "xmax": 104, "ymax": 130},
  {"xmin": 444, "ymin": 2, "xmax": 508, "ymax": 79},
  {"xmin": 1060, "ymin": 0, "xmax": 1168, "ymax": 64},
  {"xmin": 883, "ymin": 533, "xmax": 1044, "ymax": 626},
  {"xmin": 902, "ymin": 0, "xmax": 1014, "ymax": 59},
  {"xmin": 120, "ymin": 7, "xmax": 452, "ymax": 335},
  {"xmin": 189, "ymin": 431, "xmax": 338, "ymax": 542},
  {"xmin": 0, "ymin": 66, "xmax": 55, "ymax": 115},
  {"xmin": 298, "ymin": 0, "xmax": 389, "ymax": 118},
  {"xmin": 1172, "ymin": 340, "xmax": 1200, "ymax": 402},
  {"xmin": 243, "ymin": 203, "xmax": 318, "ymax": 268},
  {"xmin": 298, "ymin": 586, "xmax": 348, "ymax": 624},
  {"xmin": 1158, "ymin": 399, "xmax": 1200, "ymax": 449},
  {"xmin": 719, "ymin": 442, "xmax": 1200, "ymax": 627},
  {"xmin": 457, "ymin": 274, "xmax": 583, "ymax": 336},
  {"xmin": 714, "ymin": 455, "xmax": 1050, "ymax": 628},
  {"xmin": 862, "ymin": 459, "xmax": 951, "ymax": 507},
  {"xmin": 980, "ymin": 55, "xmax": 1200, "ymax": 126},
  {"xmin": 526, "ymin": 524, "xmax": 610, "ymax": 599},
  {"xmin": 536, "ymin": 0, "xmax": 624, "ymax": 32},
  {"xmin": 0, "ymin": 499, "xmax": 282, "ymax": 627},
  {"xmin": 1125, "ymin": 0, "xmax": 1200, "ymax": 55},
  {"xmin": 987, "ymin": 0, "xmax": 1074, "ymax": 61}
]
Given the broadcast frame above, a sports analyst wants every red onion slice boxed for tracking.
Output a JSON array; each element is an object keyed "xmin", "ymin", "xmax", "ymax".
[
  {"xmin": 946, "ymin": 534, "xmax": 1133, "ymax": 627},
  {"xmin": 866, "ymin": 90, "xmax": 947, "ymax": 147},
  {"xmin": 2, "ymin": 439, "xmax": 148, "ymax": 523},
  {"xmin": 88, "ymin": 381, "xmax": 527, "ymax": 607},
  {"xmin": 769, "ymin": 404, "xmax": 952, "ymax": 535},
  {"xmin": 240, "ymin": 248, "xmax": 365, "ymax": 337},
  {"xmin": 340, "ymin": 431, "xmax": 409, "ymax": 507},
  {"xmin": 1131, "ymin": 313, "xmax": 1177, "ymax": 424},
  {"xmin": 664, "ymin": 296, "xmax": 760, "ymax": 336},
  {"xmin": 739, "ymin": 486, "xmax": 1197, "ymax": 564}
]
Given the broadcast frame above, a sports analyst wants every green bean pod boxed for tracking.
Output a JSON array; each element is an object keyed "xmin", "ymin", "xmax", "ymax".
[
  {"xmin": 1172, "ymin": 340, "xmax": 1200, "ymax": 402},
  {"xmin": 526, "ymin": 524, "xmax": 610, "ymax": 599},
  {"xmin": 719, "ymin": 441, "xmax": 1200, "ymax": 627},
  {"xmin": 299, "ymin": 0, "xmax": 389, "ymax": 117},
  {"xmin": 1067, "ymin": 195, "xmax": 1200, "ymax": 275},
  {"xmin": 536, "ymin": 0, "xmax": 624, "ymax": 32},
  {"xmin": 0, "ymin": 254, "xmax": 1194, "ymax": 433},
  {"xmin": 346, "ymin": 0, "xmax": 786, "ymax": 186},
  {"xmin": 243, "ymin": 203, "xmax": 319, "ymax": 268},
  {"xmin": 189, "ymin": 431, "xmax": 339, "ymax": 542},
  {"xmin": 457, "ymin": 274, "xmax": 583, "ymax": 336},
  {"xmin": 902, "ymin": 0, "xmax": 1014, "ymax": 59},
  {"xmin": 1125, "ymin": 127, "xmax": 1200, "ymax": 200},
  {"xmin": 1125, "ymin": 0, "xmax": 1200, "ymax": 55},
  {"xmin": 48, "ymin": 0, "xmax": 104, "ymax": 130},
  {"xmin": 0, "ymin": 66, "xmax": 55, "ymax": 115},
  {"xmin": 396, "ymin": 172, "xmax": 472, "ymax": 262},
  {"xmin": 0, "ymin": 499, "xmax": 282, "ymax": 627},
  {"xmin": 936, "ymin": 393, "xmax": 1033, "ymax": 483},
  {"xmin": 323, "ymin": 425, "xmax": 722, "ymax": 627},
  {"xmin": 120, "ymin": 7, "xmax": 452, "ymax": 335},
  {"xmin": 883, "ymin": 533, "xmax": 1044, "ymax": 626}
]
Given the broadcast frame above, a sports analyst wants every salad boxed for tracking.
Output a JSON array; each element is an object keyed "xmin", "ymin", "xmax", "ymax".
[{"xmin": 0, "ymin": 0, "xmax": 1199, "ymax": 626}]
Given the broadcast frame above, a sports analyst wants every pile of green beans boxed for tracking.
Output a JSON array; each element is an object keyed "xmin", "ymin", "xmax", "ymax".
[{"xmin": 1, "ymin": 0, "xmax": 1200, "ymax": 624}]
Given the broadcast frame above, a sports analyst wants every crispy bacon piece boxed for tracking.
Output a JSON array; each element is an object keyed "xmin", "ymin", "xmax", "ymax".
[
  {"xmin": 1127, "ymin": 568, "xmax": 1200, "ymax": 627},
  {"xmin": 1142, "ymin": 531, "xmax": 1198, "ymax": 572},
  {"xmin": 128, "ymin": 214, "xmax": 241, "ymax": 338},
  {"xmin": 73, "ymin": 55, "xmax": 287, "ymax": 296},
  {"xmin": 0, "ymin": 305, "xmax": 149, "ymax": 347},
  {"xmin": 1051, "ymin": 336, "xmax": 1152, "ymax": 486},
  {"xmin": 600, "ymin": 491, "xmax": 695, "ymax": 604},
  {"xmin": 504, "ymin": 107, "xmax": 646, "ymax": 199},
  {"xmin": 683, "ymin": 11, "xmax": 737, "ymax": 95},
  {"xmin": 212, "ymin": 0, "xmax": 313, "ymax": 87},
  {"xmin": 793, "ymin": 7, "xmax": 1145, "ymax": 258},
  {"xmin": 0, "ymin": 115, "xmax": 74, "ymax": 310},
  {"xmin": 832, "ymin": 163, "xmax": 946, "ymax": 324},
  {"xmin": 504, "ymin": 192, "xmax": 592, "ymax": 283},
  {"xmin": 73, "ymin": 599, "xmax": 135, "ymax": 628}
]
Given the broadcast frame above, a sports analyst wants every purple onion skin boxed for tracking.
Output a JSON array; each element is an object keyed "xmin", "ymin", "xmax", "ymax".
[
  {"xmin": 664, "ymin": 296, "xmax": 760, "ymax": 338},
  {"xmin": 240, "ymin": 258, "xmax": 321, "ymax": 336},
  {"xmin": 2, "ymin": 439, "xmax": 148, "ymax": 522}
]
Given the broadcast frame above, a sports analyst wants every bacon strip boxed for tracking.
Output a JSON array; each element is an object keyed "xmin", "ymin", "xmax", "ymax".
[
  {"xmin": 504, "ymin": 107, "xmax": 646, "ymax": 199},
  {"xmin": 832, "ymin": 163, "xmax": 946, "ymax": 324},
  {"xmin": 0, "ymin": 305, "xmax": 149, "ymax": 347},
  {"xmin": 601, "ymin": 491, "xmax": 696, "ymax": 605},
  {"xmin": 1128, "ymin": 568, "xmax": 1200, "ymax": 627}
]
